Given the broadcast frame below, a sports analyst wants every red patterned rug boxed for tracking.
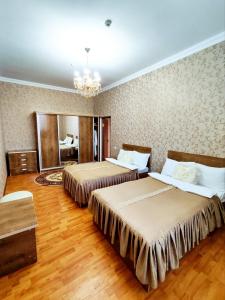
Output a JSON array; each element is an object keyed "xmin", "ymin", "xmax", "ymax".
[{"xmin": 35, "ymin": 171, "xmax": 63, "ymax": 186}]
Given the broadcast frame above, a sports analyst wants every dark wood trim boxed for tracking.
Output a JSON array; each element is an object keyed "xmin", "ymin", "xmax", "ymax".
[
  {"xmin": 35, "ymin": 112, "xmax": 111, "ymax": 118},
  {"xmin": 122, "ymin": 144, "xmax": 151, "ymax": 154},
  {"xmin": 168, "ymin": 150, "xmax": 225, "ymax": 168},
  {"xmin": 122, "ymin": 144, "xmax": 152, "ymax": 170},
  {"xmin": 102, "ymin": 117, "xmax": 111, "ymax": 159}
]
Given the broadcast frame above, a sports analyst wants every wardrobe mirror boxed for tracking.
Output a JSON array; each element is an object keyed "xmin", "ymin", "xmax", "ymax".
[{"xmin": 58, "ymin": 115, "xmax": 79, "ymax": 166}]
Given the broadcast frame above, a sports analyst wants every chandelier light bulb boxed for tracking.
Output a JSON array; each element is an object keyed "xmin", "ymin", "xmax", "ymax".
[
  {"xmin": 74, "ymin": 71, "xmax": 80, "ymax": 77},
  {"xmin": 84, "ymin": 68, "xmax": 90, "ymax": 75}
]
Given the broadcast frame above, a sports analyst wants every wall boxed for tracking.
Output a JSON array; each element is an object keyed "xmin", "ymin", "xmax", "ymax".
[
  {"xmin": 94, "ymin": 42, "xmax": 225, "ymax": 171},
  {"xmin": 0, "ymin": 82, "xmax": 94, "ymax": 151},
  {"xmin": 0, "ymin": 103, "xmax": 7, "ymax": 197},
  {"xmin": 0, "ymin": 41, "xmax": 224, "ymax": 176}
]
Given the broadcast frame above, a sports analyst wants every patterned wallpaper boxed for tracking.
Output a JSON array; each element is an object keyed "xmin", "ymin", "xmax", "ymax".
[
  {"xmin": 0, "ymin": 104, "xmax": 7, "ymax": 197},
  {"xmin": 94, "ymin": 42, "xmax": 225, "ymax": 171},
  {"xmin": 0, "ymin": 41, "xmax": 224, "ymax": 195},
  {"xmin": 0, "ymin": 83, "xmax": 94, "ymax": 151}
]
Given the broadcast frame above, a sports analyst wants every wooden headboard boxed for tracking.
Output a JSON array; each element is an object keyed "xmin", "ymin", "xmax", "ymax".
[
  {"xmin": 168, "ymin": 150, "xmax": 225, "ymax": 168},
  {"xmin": 122, "ymin": 143, "xmax": 152, "ymax": 169}
]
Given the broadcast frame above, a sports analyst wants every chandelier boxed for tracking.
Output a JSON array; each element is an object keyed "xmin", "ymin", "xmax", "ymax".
[{"xmin": 73, "ymin": 48, "xmax": 101, "ymax": 98}]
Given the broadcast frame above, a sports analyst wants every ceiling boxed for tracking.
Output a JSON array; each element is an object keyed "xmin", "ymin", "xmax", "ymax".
[{"xmin": 0, "ymin": 0, "xmax": 224, "ymax": 90}]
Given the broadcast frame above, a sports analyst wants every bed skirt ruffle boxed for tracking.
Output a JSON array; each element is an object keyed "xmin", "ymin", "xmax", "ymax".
[
  {"xmin": 63, "ymin": 170, "xmax": 138, "ymax": 207},
  {"xmin": 89, "ymin": 195, "xmax": 225, "ymax": 290}
]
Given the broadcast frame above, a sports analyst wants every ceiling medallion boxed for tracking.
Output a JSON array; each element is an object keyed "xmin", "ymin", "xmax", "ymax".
[{"xmin": 73, "ymin": 48, "xmax": 101, "ymax": 98}]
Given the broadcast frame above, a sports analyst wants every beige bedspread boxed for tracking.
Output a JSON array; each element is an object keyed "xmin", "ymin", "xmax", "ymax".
[
  {"xmin": 89, "ymin": 177, "xmax": 225, "ymax": 290},
  {"xmin": 63, "ymin": 161, "xmax": 138, "ymax": 206}
]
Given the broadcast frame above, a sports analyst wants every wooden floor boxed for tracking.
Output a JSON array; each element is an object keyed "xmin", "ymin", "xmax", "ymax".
[{"xmin": 0, "ymin": 173, "xmax": 225, "ymax": 300}]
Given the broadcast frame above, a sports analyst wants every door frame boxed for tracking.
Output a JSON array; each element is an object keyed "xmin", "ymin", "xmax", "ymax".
[{"xmin": 102, "ymin": 116, "xmax": 111, "ymax": 160}]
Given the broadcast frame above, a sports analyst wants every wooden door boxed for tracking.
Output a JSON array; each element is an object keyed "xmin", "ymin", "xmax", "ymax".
[
  {"xmin": 102, "ymin": 117, "xmax": 111, "ymax": 159},
  {"xmin": 37, "ymin": 113, "xmax": 60, "ymax": 170},
  {"xmin": 79, "ymin": 117, "xmax": 93, "ymax": 163}
]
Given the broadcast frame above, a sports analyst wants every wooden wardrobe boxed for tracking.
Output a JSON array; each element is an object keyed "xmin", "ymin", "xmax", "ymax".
[{"xmin": 36, "ymin": 113, "xmax": 104, "ymax": 171}]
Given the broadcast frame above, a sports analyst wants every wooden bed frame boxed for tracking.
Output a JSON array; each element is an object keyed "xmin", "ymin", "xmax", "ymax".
[
  {"xmin": 168, "ymin": 150, "xmax": 225, "ymax": 167},
  {"xmin": 169, "ymin": 151, "xmax": 225, "ymax": 208},
  {"xmin": 122, "ymin": 143, "xmax": 152, "ymax": 170}
]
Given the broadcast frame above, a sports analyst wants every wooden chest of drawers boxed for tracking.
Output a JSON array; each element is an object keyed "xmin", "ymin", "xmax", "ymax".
[{"xmin": 8, "ymin": 150, "xmax": 38, "ymax": 176}]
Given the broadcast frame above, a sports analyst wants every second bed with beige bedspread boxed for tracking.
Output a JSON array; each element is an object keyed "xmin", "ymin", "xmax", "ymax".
[{"xmin": 63, "ymin": 161, "xmax": 138, "ymax": 206}]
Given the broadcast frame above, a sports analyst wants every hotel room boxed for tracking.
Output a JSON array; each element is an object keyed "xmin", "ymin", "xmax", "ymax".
[{"xmin": 0, "ymin": 1, "xmax": 224, "ymax": 299}]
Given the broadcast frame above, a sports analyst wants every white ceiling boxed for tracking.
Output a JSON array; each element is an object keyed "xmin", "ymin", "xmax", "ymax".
[{"xmin": 0, "ymin": 0, "xmax": 224, "ymax": 90}]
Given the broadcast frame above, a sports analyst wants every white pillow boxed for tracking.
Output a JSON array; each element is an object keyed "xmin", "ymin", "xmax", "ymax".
[
  {"xmin": 117, "ymin": 149, "xmax": 125, "ymax": 161},
  {"xmin": 132, "ymin": 151, "xmax": 150, "ymax": 169},
  {"xmin": 64, "ymin": 136, "xmax": 73, "ymax": 145},
  {"xmin": 195, "ymin": 163, "xmax": 225, "ymax": 192},
  {"xmin": 117, "ymin": 149, "xmax": 134, "ymax": 164},
  {"xmin": 161, "ymin": 158, "xmax": 196, "ymax": 177},
  {"xmin": 161, "ymin": 158, "xmax": 179, "ymax": 176},
  {"xmin": 172, "ymin": 164, "xmax": 199, "ymax": 184}
]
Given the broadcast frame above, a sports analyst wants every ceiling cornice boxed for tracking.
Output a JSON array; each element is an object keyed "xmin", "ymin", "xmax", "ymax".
[
  {"xmin": 0, "ymin": 76, "xmax": 76, "ymax": 94},
  {"xmin": 102, "ymin": 31, "xmax": 225, "ymax": 92},
  {"xmin": 0, "ymin": 32, "xmax": 224, "ymax": 95}
]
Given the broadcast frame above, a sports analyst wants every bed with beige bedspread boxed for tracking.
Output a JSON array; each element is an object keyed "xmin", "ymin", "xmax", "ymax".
[
  {"xmin": 89, "ymin": 177, "xmax": 225, "ymax": 290},
  {"xmin": 63, "ymin": 161, "xmax": 138, "ymax": 206}
]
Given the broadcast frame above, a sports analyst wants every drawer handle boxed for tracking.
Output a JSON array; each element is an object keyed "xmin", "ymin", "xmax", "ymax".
[
  {"xmin": 21, "ymin": 158, "xmax": 27, "ymax": 161},
  {"xmin": 21, "ymin": 168, "xmax": 27, "ymax": 171},
  {"xmin": 21, "ymin": 163, "xmax": 27, "ymax": 166},
  {"xmin": 20, "ymin": 154, "xmax": 27, "ymax": 157}
]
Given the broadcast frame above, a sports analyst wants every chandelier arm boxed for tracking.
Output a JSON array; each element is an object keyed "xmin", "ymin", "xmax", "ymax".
[
  {"xmin": 85, "ymin": 48, "xmax": 90, "ymax": 69},
  {"xmin": 86, "ymin": 50, "xmax": 88, "ymax": 68}
]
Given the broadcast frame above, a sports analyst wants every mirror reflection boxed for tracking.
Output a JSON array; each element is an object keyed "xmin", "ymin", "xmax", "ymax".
[{"xmin": 58, "ymin": 115, "xmax": 79, "ymax": 166}]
